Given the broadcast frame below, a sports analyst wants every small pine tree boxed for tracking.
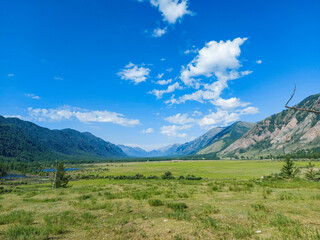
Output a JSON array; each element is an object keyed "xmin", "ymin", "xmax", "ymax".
[
  {"xmin": 55, "ymin": 162, "xmax": 71, "ymax": 188},
  {"xmin": 305, "ymin": 161, "xmax": 320, "ymax": 181},
  {"xmin": 280, "ymin": 156, "xmax": 299, "ymax": 178}
]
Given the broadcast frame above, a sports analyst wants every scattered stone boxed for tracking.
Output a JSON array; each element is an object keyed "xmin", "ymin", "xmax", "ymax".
[{"xmin": 125, "ymin": 222, "xmax": 134, "ymax": 227}]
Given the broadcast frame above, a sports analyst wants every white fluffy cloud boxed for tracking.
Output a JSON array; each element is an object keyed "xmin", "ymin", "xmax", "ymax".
[
  {"xmin": 210, "ymin": 97, "xmax": 249, "ymax": 110},
  {"xmin": 156, "ymin": 79, "xmax": 172, "ymax": 85},
  {"xmin": 163, "ymin": 105, "xmax": 258, "ymax": 131},
  {"xmin": 165, "ymin": 37, "xmax": 258, "ymax": 117},
  {"xmin": 181, "ymin": 37, "xmax": 248, "ymax": 86},
  {"xmin": 149, "ymin": 0, "xmax": 192, "ymax": 24},
  {"xmin": 198, "ymin": 110, "xmax": 240, "ymax": 127},
  {"xmin": 118, "ymin": 63, "xmax": 150, "ymax": 84},
  {"xmin": 237, "ymin": 106, "xmax": 259, "ymax": 115},
  {"xmin": 27, "ymin": 106, "xmax": 140, "ymax": 127},
  {"xmin": 152, "ymin": 27, "xmax": 167, "ymax": 37},
  {"xmin": 142, "ymin": 128, "xmax": 154, "ymax": 134},
  {"xmin": 149, "ymin": 82, "xmax": 183, "ymax": 99},
  {"xmin": 256, "ymin": 60, "xmax": 262, "ymax": 64},
  {"xmin": 160, "ymin": 124, "xmax": 192, "ymax": 138},
  {"xmin": 25, "ymin": 93, "xmax": 41, "ymax": 99}
]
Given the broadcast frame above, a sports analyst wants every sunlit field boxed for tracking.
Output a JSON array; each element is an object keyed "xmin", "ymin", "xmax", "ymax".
[{"xmin": 1, "ymin": 160, "xmax": 320, "ymax": 239}]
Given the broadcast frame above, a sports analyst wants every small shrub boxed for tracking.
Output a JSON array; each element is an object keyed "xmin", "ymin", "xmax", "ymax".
[
  {"xmin": 78, "ymin": 194, "xmax": 92, "ymax": 201},
  {"xmin": 130, "ymin": 191, "xmax": 152, "ymax": 200},
  {"xmin": 148, "ymin": 199, "xmax": 164, "ymax": 206},
  {"xmin": 200, "ymin": 216, "xmax": 218, "ymax": 229},
  {"xmin": 251, "ymin": 203, "xmax": 268, "ymax": 212},
  {"xmin": 278, "ymin": 191, "xmax": 294, "ymax": 200},
  {"xmin": 166, "ymin": 202, "xmax": 187, "ymax": 211},
  {"xmin": 167, "ymin": 211, "xmax": 191, "ymax": 221},
  {"xmin": 262, "ymin": 188, "xmax": 272, "ymax": 199},
  {"xmin": 270, "ymin": 213, "xmax": 298, "ymax": 227},
  {"xmin": 81, "ymin": 212, "xmax": 96, "ymax": 222},
  {"xmin": 161, "ymin": 171, "xmax": 175, "ymax": 179}
]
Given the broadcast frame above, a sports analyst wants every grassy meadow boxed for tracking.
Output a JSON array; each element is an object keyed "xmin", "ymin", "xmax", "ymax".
[{"xmin": 0, "ymin": 160, "xmax": 320, "ymax": 239}]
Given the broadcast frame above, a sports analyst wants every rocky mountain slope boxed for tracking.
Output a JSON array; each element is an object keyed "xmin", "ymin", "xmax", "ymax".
[
  {"xmin": 173, "ymin": 127, "xmax": 225, "ymax": 156},
  {"xmin": 221, "ymin": 94, "xmax": 320, "ymax": 157},
  {"xmin": 197, "ymin": 121, "xmax": 256, "ymax": 155}
]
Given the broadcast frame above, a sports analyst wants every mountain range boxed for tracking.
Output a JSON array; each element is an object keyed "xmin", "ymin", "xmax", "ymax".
[
  {"xmin": 0, "ymin": 116, "xmax": 126, "ymax": 161},
  {"xmin": 118, "ymin": 144, "xmax": 180, "ymax": 158},
  {"xmin": 1, "ymin": 93, "xmax": 319, "ymax": 162}
]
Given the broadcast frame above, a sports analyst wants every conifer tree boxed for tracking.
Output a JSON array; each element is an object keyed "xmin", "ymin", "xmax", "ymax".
[{"xmin": 280, "ymin": 156, "xmax": 299, "ymax": 178}]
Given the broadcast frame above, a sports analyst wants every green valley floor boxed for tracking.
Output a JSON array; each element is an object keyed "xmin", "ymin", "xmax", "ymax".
[{"xmin": 0, "ymin": 160, "xmax": 320, "ymax": 239}]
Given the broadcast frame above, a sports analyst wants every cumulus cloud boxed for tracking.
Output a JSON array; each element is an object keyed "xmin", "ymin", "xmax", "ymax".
[
  {"xmin": 27, "ymin": 106, "xmax": 140, "ymax": 127},
  {"xmin": 256, "ymin": 60, "xmax": 262, "ymax": 64},
  {"xmin": 198, "ymin": 110, "xmax": 240, "ymax": 127},
  {"xmin": 237, "ymin": 106, "xmax": 259, "ymax": 115},
  {"xmin": 142, "ymin": 128, "xmax": 154, "ymax": 134},
  {"xmin": 118, "ymin": 63, "xmax": 150, "ymax": 84},
  {"xmin": 148, "ymin": 0, "xmax": 193, "ymax": 24},
  {"xmin": 149, "ymin": 82, "xmax": 183, "ymax": 99},
  {"xmin": 210, "ymin": 97, "xmax": 249, "ymax": 110},
  {"xmin": 160, "ymin": 124, "xmax": 192, "ymax": 138},
  {"xmin": 180, "ymin": 37, "xmax": 248, "ymax": 86},
  {"xmin": 152, "ymin": 27, "xmax": 167, "ymax": 37},
  {"xmin": 166, "ymin": 38, "xmax": 257, "ymax": 113},
  {"xmin": 156, "ymin": 79, "xmax": 172, "ymax": 85},
  {"xmin": 25, "ymin": 93, "xmax": 41, "ymax": 99}
]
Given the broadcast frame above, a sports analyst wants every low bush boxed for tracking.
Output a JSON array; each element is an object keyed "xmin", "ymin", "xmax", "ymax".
[
  {"xmin": 148, "ymin": 199, "xmax": 164, "ymax": 206},
  {"xmin": 166, "ymin": 202, "xmax": 187, "ymax": 211}
]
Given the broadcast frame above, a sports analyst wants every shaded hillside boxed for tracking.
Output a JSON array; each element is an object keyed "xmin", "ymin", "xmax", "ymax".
[{"xmin": 0, "ymin": 116, "xmax": 127, "ymax": 161}]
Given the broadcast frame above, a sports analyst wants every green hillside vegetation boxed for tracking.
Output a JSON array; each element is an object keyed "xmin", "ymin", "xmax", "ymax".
[{"xmin": 0, "ymin": 116, "xmax": 127, "ymax": 163}]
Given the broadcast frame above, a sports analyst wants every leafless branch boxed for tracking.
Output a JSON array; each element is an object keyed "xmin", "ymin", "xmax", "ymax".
[{"xmin": 285, "ymin": 84, "xmax": 320, "ymax": 114}]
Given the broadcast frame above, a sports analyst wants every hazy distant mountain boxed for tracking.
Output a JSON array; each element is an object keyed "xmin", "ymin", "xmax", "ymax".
[
  {"xmin": 118, "ymin": 145, "xmax": 150, "ymax": 157},
  {"xmin": 0, "ymin": 115, "xmax": 127, "ymax": 161},
  {"xmin": 197, "ymin": 121, "xmax": 256, "ymax": 155},
  {"xmin": 173, "ymin": 127, "xmax": 225, "ymax": 156},
  {"xmin": 221, "ymin": 94, "xmax": 320, "ymax": 157},
  {"xmin": 118, "ymin": 144, "xmax": 180, "ymax": 157}
]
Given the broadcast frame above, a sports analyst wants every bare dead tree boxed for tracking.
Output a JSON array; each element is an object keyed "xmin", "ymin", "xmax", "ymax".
[{"xmin": 285, "ymin": 84, "xmax": 320, "ymax": 114}]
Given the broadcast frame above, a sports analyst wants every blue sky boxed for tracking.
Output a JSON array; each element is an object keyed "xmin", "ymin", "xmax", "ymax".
[{"xmin": 1, "ymin": 0, "xmax": 319, "ymax": 150}]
